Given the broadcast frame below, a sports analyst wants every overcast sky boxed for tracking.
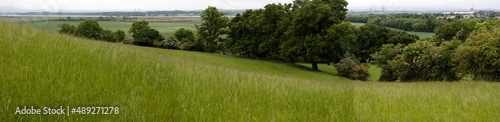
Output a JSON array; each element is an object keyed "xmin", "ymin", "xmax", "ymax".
[{"xmin": 1, "ymin": 0, "xmax": 499, "ymax": 11}]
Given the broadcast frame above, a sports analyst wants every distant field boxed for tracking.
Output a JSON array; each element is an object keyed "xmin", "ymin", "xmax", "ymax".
[
  {"xmin": 4, "ymin": 17, "xmax": 202, "ymax": 39},
  {"xmin": 28, "ymin": 21, "xmax": 201, "ymax": 39},
  {"xmin": 2, "ymin": 20, "xmax": 500, "ymax": 121},
  {"xmin": 352, "ymin": 22, "xmax": 435, "ymax": 39}
]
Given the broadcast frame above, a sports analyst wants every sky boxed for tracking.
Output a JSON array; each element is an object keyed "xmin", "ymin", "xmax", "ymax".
[{"xmin": 0, "ymin": 0, "xmax": 499, "ymax": 12}]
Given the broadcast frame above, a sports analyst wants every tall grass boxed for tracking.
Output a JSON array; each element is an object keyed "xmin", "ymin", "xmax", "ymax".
[{"xmin": 1, "ymin": 20, "xmax": 500, "ymax": 121}]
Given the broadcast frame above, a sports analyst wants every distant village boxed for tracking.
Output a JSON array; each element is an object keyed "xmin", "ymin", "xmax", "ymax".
[
  {"xmin": 434, "ymin": 8, "xmax": 499, "ymax": 19},
  {"xmin": 349, "ymin": 7, "xmax": 499, "ymax": 20}
]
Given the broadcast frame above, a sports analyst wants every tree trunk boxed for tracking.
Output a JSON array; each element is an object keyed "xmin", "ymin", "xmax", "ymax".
[{"xmin": 312, "ymin": 62, "xmax": 319, "ymax": 71}]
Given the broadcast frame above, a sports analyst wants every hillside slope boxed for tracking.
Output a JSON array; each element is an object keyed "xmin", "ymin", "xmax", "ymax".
[
  {"xmin": 0, "ymin": 20, "xmax": 353, "ymax": 121},
  {"xmin": 2, "ymin": 20, "xmax": 500, "ymax": 121}
]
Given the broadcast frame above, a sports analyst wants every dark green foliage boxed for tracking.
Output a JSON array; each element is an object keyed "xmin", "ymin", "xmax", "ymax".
[
  {"xmin": 353, "ymin": 24, "xmax": 418, "ymax": 63},
  {"xmin": 435, "ymin": 19, "xmax": 478, "ymax": 41},
  {"xmin": 388, "ymin": 40, "xmax": 460, "ymax": 81},
  {"xmin": 114, "ymin": 30, "xmax": 125, "ymax": 42},
  {"xmin": 196, "ymin": 6, "xmax": 229, "ymax": 53},
  {"xmin": 101, "ymin": 30, "xmax": 116, "ymax": 42},
  {"xmin": 227, "ymin": 9, "xmax": 264, "ymax": 57},
  {"xmin": 371, "ymin": 44, "xmax": 405, "ymax": 81},
  {"xmin": 75, "ymin": 19, "xmax": 103, "ymax": 40},
  {"xmin": 453, "ymin": 20, "xmax": 500, "ymax": 81},
  {"xmin": 59, "ymin": 21, "xmax": 123, "ymax": 43},
  {"xmin": 129, "ymin": 20, "xmax": 164, "ymax": 46},
  {"xmin": 280, "ymin": 0, "xmax": 349, "ymax": 71},
  {"xmin": 347, "ymin": 13, "xmax": 445, "ymax": 32},
  {"xmin": 132, "ymin": 28, "xmax": 164, "ymax": 47},
  {"xmin": 227, "ymin": 4, "xmax": 291, "ymax": 59},
  {"xmin": 128, "ymin": 20, "xmax": 150, "ymax": 35},
  {"xmin": 58, "ymin": 23, "xmax": 75, "ymax": 34},
  {"xmin": 387, "ymin": 31, "xmax": 420, "ymax": 44},
  {"xmin": 334, "ymin": 57, "xmax": 370, "ymax": 81},
  {"xmin": 174, "ymin": 28, "xmax": 195, "ymax": 43},
  {"xmin": 370, "ymin": 20, "xmax": 500, "ymax": 82},
  {"xmin": 353, "ymin": 24, "xmax": 393, "ymax": 62},
  {"xmin": 174, "ymin": 28, "xmax": 203, "ymax": 51}
]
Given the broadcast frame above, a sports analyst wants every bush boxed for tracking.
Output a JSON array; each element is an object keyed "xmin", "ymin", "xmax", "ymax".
[
  {"xmin": 453, "ymin": 20, "xmax": 500, "ymax": 81},
  {"xmin": 114, "ymin": 30, "xmax": 125, "ymax": 42},
  {"xmin": 350, "ymin": 65, "xmax": 370, "ymax": 81},
  {"xmin": 389, "ymin": 40, "xmax": 460, "ymax": 81},
  {"xmin": 58, "ymin": 23, "xmax": 75, "ymax": 34},
  {"xmin": 75, "ymin": 19, "xmax": 103, "ymax": 40},
  {"xmin": 371, "ymin": 44, "xmax": 405, "ymax": 81},
  {"xmin": 132, "ymin": 28, "xmax": 164, "ymax": 47},
  {"xmin": 334, "ymin": 57, "xmax": 370, "ymax": 81},
  {"xmin": 154, "ymin": 37, "xmax": 179, "ymax": 49},
  {"xmin": 101, "ymin": 30, "xmax": 116, "ymax": 42}
]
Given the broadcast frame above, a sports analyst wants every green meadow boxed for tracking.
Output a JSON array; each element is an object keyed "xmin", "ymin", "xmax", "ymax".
[
  {"xmin": 13, "ymin": 20, "xmax": 202, "ymax": 39},
  {"xmin": 1, "ymin": 20, "xmax": 500, "ymax": 121}
]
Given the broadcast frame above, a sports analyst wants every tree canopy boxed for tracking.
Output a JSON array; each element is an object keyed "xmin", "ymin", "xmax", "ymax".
[
  {"xmin": 129, "ymin": 20, "xmax": 164, "ymax": 47},
  {"xmin": 196, "ymin": 6, "xmax": 229, "ymax": 53},
  {"xmin": 280, "ymin": 0, "xmax": 349, "ymax": 71},
  {"xmin": 75, "ymin": 19, "xmax": 103, "ymax": 40}
]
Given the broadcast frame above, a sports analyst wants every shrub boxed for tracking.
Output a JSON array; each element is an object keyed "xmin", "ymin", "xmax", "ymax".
[
  {"xmin": 334, "ymin": 57, "xmax": 370, "ymax": 81},
  {"xmin": 75, "ymin": 19, "xmax": 103, "ymax": 40},
  {"xmin": 114, "ymin": 30, "xmax": 125, "ymax": 42},
  {"xmin": 389, "ymin": 40, "xmax": 460, "ymax": 81},
  {"xmin": 350, "ymin": 65, "xmax": 370, "ymax": 81},
  {"xmin": 101, "ymin": 30, "xmax": 116, "ymax": 42},
  {"xmin": 58, "ymin": 23, "xmax": 75, "ymax": 34},
  {"xmin": 371, "ymin": 44, "xmax": 405, "ymax": 81},
  {"xmin": 453, "ymin": 20, "xmax": 500, "ymax": 81},
  {"xmin": 154, "ymin": 37, "xmax": 179, "ymax": 49},
  {"xmin": 132, "ymin": 28, "xmax": 164, "ymax": 47}
]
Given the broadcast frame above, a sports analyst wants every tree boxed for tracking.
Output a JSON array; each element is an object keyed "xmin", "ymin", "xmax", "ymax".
[
  {"xmin": 129, "ymin": 20, "xmax": 164, "ymax": 46},
  {"xmin": 279, "ymin": 0, "xmax": 349, "ymax": 71},
  {"xmin": 101, "ymin": 30, "xmax": 116, "ymax": 42},
  {"xmin": 371, "ymin": 44, "xmax": 405, "ymax": 81},
  {"xmin": 453, "ymin": 20, "xmax": 500, "ymax": 81},
  {"xmin": 353, "ymin": 24, "xmax": 392, "ymax": 62},
  {"xmin": 129, "ymin": 20, "xmax": 150, "ymax": 35},
  {"xmin": 114, "ymin": 30, "xmax": 125, "ymax": 42},
  {"xmin": 257, "ymin": 3, "xmax": 290, "ymax": 59},
  {"xmin": 174, "ymin": 28, "xmax": 203, "ymax": 51},
  {"xmin": 58, "ymin": 23, "xmax": 75, "ymax": 34},
  {"xmin": 196, "ymin": 6, "xmax": 229, "ymax": 53},
  {"xmin": 75, "ymin": 19, "xmax": 103, "ymax": 40},
  {"xmin": 174, "ymin": 28, "xmax": 195, "ymax": 43},
  {"xmin": 133, "ymin": 28, "xmax": 164, "ymax": 47},
  {"xmin": 227, "ymin": 9, "xmax": 266, "ymax": 57},
  {"xmin": 435, "ymin": 19, "xmax": 478, "ymax": 41},
  {"xmin": 387, "ymin": 39, "xmax": 461, "ymax": 81}
]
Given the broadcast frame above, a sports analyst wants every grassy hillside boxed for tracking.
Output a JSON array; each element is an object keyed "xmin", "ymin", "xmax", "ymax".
[{"xmin": 2, "ymin": 20, "xmax": 500, "ymax": 121}]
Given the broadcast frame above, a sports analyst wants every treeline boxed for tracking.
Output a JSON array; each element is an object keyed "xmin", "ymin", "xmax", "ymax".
[
  {"xmin": 347, "ymin": 14, "xmax": 451, "ymax": 32},
  {"xmin": 373, "ymin": 19, "xmax": 500, "ymax": 81},
  {"xmin": 167, "ymin": 0, "xmax": 420, "ymax": 81},
  {"xmin": 58, "ymin": 20, "xmax": 125, "ymax": 42},
  {"xmin": 58, "ymin": 0, "xmax": 500, "ymax": 82}
]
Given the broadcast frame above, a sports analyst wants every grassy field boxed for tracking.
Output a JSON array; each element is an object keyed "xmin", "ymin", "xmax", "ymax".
[
  {"xmin": 352, "ymin": 22, "xmax": 435, "ymax": 39},
  {"xmin": 2, "ymin": 20, "xmax": 500, "ymax": 121},
  {"xmin": 8, "ymin": 17, "xmax": 201, "ymax": 39},
  {"xmin": 34, "ymin": 21, "xmax": 201, "ymax": 39}
]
